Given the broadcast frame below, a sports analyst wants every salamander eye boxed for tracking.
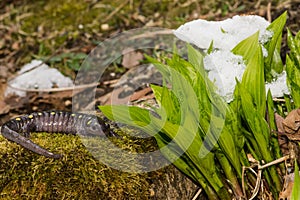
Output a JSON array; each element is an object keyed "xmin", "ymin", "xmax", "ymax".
[
  {"xmin": 85, "ymin": 119, "xmax": 107, "ymax": 136},
  {"xmin": 89, "ymin": 124, "xmax": 99, "ymax": 131}
]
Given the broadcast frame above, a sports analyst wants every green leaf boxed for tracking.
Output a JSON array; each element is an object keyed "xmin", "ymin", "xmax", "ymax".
[
  {"xmin": 151, "ymin": 84, "xmax": 181, "ymax": 124},
  {"xmin": 239, "ymin": 84, "xmax": 269, "ymax": 153},
  {"xmin": 267, "ymin": 90, "xmax": 285, "ymax": 173},
  {"xmin": 287, "ymin": 29, "xmax": 300, "ymax": 68},
  {"xmin": 232, "ymin": 31, "xmax": 260, "ymax": 60},
  {"xmin": 187, "ymin": 44, "xmax": 205, "ymax": 74},
  {"xmin": 232, "ymin": 32, "xmax": 266, "ymax": 117},
  {"xmin": 207, "ymin": 41, "xmax": 214, "ymax": 54},
  {"xmin": 286, "ymin": 54, "xmax": 300, "ymax": 107},
  {"xmin": 291, "ymin": 160, "xmax": 300, "ymax": 200},
  {"xmin": 264, "ymin": 11, "xmax": 287, "ymax": 79},
  {"xmin": 100, "ymin": 104, "xmax": 229, "ymax": 197},
  {"xmin": 238, "ymin": 83, "xmax": 282, "ymax": 193},
  {"xmin": 286, "ymin": 29, "xmax": 300, "ymax": 107}
]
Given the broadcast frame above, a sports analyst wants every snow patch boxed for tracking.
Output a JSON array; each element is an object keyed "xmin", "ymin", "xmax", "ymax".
[
  {"xmin": 266, "ymin": 71, "xmax": 289, "ymax": 98},
  {"xmin": 173, "ymin": 15, "xmax": 289, "ymax": 101},
  {"xmin": 173, "ymin": 15, "xmax": 272, "ymax": 50},
  {"xmin": 6, "ymin": 60, "xmax": 74, "ymax": 97},
  {"xmin": 204, "ymin": 50, "xmax": 246, "ymax": 102}
]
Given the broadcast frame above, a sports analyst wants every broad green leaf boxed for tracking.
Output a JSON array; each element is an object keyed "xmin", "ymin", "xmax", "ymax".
[
  {"xmin": 264, "ymin": 11, "xmax": 287, "ymax": 78},
  {"xmin": 189, "ymin": 45, "xmax": 243, "ymax": 177},
  {"xmin": 232, "ymin": 32, "xmax": 266, "ymax": 117},
  {"xmin": 213, "ymin": 117, "xmax": 242, "ymax": 177},
  {"xmin": 239, "ymin": 84, "xmax": 269, "ymax": 150},
  {"xmin": 151, "ymin": 84, "xmax": 181, "ymax": 124},
  {"xmin": 100, "ymin": 104, "xmax": 228, "ymax": 196},
  {"xmin": 99, "ymin": 105, "xmax": 161, "ymax": 135},
  {"xmin": 187, "ymin": 44, "xmax": 205, "ymax": 74},
  {"xmin": 232, "ymin": 31, "xmax": 260, "ymax": 60},
  {"xmin": 146, "ymin": 54, "xmax": 199, "ymax": 120},
  {"xmin": 155, "ymin": 136, "xmax": 219, "ymax": 198},
  {"xmin": 239, "ymin": 83, "xmax": 282, "ymax": 192}
]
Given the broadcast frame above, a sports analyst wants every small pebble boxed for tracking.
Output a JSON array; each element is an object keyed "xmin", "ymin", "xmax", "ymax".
[{"xmin": 101, "ymin": 24, "xmax": 109, "ymax": 31}]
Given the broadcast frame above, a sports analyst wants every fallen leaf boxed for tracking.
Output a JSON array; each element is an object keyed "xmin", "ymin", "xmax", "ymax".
[
  {"xmin": 122, "ymin": 48, "xmax": 143, "ymax": 69},
  {"xmin": 130, "ymin": 87, "xmax": 153, "ymax": 102},
  {"xmin": 283, "ymin": 109, "xmax": 300, "ymax": 134},
  {"xmin": 279, "ymin": 173, "xmax": 295, "ymax": 200},
  {"xmin": 0, "ymin": 100, "xmax": 10, "ymax": 115}
]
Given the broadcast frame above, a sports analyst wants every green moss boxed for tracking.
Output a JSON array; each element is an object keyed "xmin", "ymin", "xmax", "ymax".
[{"xmin": 0, "ymin": 128, "xmax": 159, "ymax": 199}]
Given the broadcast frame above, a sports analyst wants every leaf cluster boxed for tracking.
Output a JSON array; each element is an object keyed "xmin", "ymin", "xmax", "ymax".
[{"xmin": 100, "ymin": 12, "xmax": 294, "ymax": 199}]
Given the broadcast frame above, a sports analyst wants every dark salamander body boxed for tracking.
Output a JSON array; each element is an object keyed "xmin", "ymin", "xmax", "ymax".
[{"xmin": 1, "ymin": 111, "xmax": 117, "ymax": 158}]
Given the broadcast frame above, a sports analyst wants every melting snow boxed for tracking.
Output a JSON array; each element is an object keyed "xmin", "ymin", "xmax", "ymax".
[
  {"xmin": 266, "ymin": 71, "xmax": 290, "ymax": 98},
  {"xmin": 5, "ymin": 60, "xmax": 74, "ymax": 97},
  {"xmin": 173, "ymin": 15, "xmax": 289, "ymax": 102},
  {"xmin": 204, "ymin": 50, "xmax": 246, "ymax": 102},
  {"xmin": 173, "ymin": 15, "xmax": 273, "ymax": 50}
]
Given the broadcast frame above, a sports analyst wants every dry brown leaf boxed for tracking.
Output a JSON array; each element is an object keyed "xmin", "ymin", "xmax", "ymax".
[
  {"xmin": 0, "ymin": 100, "xmax": 10, "ymax": 115},
  {"xmin": 283, "ymin": 109, "xmax": 300, "ymax": 134},
  {"xmin": 129, "ymin": 87, "xmax": 153, "ymax": 102},
  {"xmin": 279, "ymin": 172, "xmax": 298, "ymax": 200},
  {"xmin": 122, "ymin": 48, "xmax": 144, "ymax": 69},
  {"xmin": 276, "ymin": 110, "xmax": 300, "ymax": 157}
]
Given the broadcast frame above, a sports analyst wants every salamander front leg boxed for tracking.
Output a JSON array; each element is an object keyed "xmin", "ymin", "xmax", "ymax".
[{"xmin": 21, "ymin": 121, "xmax": 35, "ymax": 138}]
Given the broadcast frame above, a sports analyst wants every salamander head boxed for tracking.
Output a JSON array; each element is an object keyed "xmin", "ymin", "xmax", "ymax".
[
  {"xmin": 83, "ymin": 117, "xmax": 119, "ymax": 137},
  {"xmin": 83, "ymin": 118, "xmax": 105, "ymax": 136}
]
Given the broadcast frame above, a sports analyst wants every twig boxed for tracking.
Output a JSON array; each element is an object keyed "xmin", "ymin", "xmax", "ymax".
[
  {"xmin": 7, "ymin": 82, "xmax": 99, "ymax": 93},
  {"xmin": 191, "ymin": 188, "xmax": 202, "ymax": 200},
  {"xmin": 242, "ymin": 166, "xmax": 247, "ymax": 199},
  {"xmin": 102, "ymin": 0, "xmax": 130, "ymax": 23},
  {"xmin": 267, "ymin": 2, "xmax": 272, "ymax": 22},
  {"xmin": 258, "ymin": 155, "xmax": 289, "ymax": 170},
  {"xmin": 242, "ymin": 155, "xmax": 290, "ymax": 199},
  {"xmin": 249, "ymin": 168, "xmax": 262, "ymax": 200}
]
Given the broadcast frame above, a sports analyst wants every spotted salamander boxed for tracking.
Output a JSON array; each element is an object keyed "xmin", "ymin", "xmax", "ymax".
[{"xmin": 1, "ymin": 111, "xmax": 117, "ymax": 158}]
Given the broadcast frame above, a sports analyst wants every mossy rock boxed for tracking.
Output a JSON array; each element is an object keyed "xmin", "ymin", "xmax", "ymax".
[{"xmin": 0, "ymin": 127, "xmax": 199, "ymax": 199}]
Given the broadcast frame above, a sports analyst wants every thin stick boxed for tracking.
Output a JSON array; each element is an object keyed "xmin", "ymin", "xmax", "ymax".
[
  {"xmin": 258, "ymin": 155, "xmax": 289, "ymax": 170},
  {"xmin": 102, "ymin": 0, "xmax": 130, "ymax": 23},
  {"xmin": 243, "ymin": 155, "xmax": 290, "ymax": 199},
  {"xmin": 191, "ymin": 188, "xmax": 202, "ymax": 200},
  {"xmin": 242, "ymin": 166, "xmax": 247, "ymax": 199},
  {"xmin": 249, "ymin": 169, "xmax": 262, "ymax": 200},
  {"xmin": 7, "ymin": 82, "xmax": 99, "ymax": 93},
  {"xmin": 267, "ymin": 2, "xmax": 272, "ymax": 22}
]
